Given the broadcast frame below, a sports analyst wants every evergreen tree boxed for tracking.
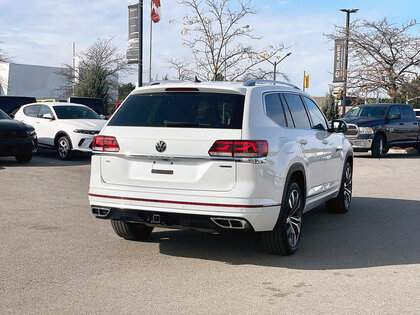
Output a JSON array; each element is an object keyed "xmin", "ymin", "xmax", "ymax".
[
  {"xmin": 321, "ymin": 88, "xmax": 338, "ymax": 120},
  {"xmin": 74, "ymin": 65, "xmax": 109, "ymax": 105},
  {"xmin": 118, "ymin": 83, "xmax": 135, "ymax": 101}
]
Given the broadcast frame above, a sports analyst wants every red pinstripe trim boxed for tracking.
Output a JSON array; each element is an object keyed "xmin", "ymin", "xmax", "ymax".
[{"xmin": 88, "ymin": 193, "xmax": 276, "ymax": 208}]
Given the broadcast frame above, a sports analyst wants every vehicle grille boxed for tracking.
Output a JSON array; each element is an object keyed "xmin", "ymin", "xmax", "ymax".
[
  {"xmin": 0, "ymin": 130, "xmax": 27, "ymax": 139},
  {"xmin": 344, "ymin": 124, "xmax": 358, "ymax": 137}
]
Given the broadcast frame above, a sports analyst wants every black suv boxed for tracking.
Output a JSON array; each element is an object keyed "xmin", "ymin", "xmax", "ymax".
[{"xmin": 342, "ymin": 104, "xmax": 420, "ymax": 157}]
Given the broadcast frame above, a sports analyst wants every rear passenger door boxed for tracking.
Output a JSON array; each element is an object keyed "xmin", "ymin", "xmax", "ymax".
[
  {"xmin": 281, "ymin": 93, "xmax": 326, "ymax": 197},
  {"xmin": 399, "ymin": 105, "xmax": 418, "ymax": 144}
]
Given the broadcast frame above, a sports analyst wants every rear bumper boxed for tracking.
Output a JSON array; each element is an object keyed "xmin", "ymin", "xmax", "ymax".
[
  {"xmin": 91, "ymin": 206, "xmax": 255, "ymax": 232},
  {"xmin": 89, "ymin": 193, "xmax": 280, "ymax": 232}
]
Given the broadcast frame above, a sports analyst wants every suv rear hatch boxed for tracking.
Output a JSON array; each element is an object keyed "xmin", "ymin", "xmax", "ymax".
[{"xmin": 98, "ymin": 88, "xmax": 245, "ymax": 192}]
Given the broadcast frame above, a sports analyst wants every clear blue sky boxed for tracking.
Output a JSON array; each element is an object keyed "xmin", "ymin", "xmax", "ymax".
[{"xmin": 0, "ymin": 0, "xmax": 419, "ymax": 96}]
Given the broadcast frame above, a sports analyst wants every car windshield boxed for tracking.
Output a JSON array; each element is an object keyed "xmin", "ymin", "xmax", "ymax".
[
  {"xmin": 53, "ymin": 106, "xmax": 101, "ymax": 119},
  {"xmin": 344, "ymin": 105, "xmax": 388, "ymax": 118},
  {"xmin": 0, "ymin": 109, "xmax": 11, "ymax": 120}
]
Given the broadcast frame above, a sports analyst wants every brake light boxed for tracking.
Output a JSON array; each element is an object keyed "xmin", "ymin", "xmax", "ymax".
[
  {"xmin": 208, "ymin": 140, "xmax": 268, "ymax": 158},
  {"xmin": 92, "ymin": 136, "xmax": 120, "ymax": 152},
  {"xmin": 165, "ymin": 88, "xmax": 199, "ymax": 92}
]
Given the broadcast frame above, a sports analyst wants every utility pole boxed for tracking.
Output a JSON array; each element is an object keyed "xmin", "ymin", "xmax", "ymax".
[
  {"xmin": 71, "ymin": 42, "xmax": 76, "ymax": 92},
  {"xmin": 138, "ymin": 0, "xmax": 144, "ymax": 87},
  {"xmin": 340, "ymin": 8, "xmax": 358, "ymax": 115},
  {"xmin": 263, "ymin": 52, "xmax": 291, "ymax": 81}
]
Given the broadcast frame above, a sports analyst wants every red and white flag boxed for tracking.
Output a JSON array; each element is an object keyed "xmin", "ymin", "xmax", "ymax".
[{"xmin": 151, "ymin": 0, "xmax": 161, "ymax": 23}]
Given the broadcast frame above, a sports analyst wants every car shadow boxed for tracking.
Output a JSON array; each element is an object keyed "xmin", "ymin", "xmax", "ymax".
[
  {"xmin": 355, "ymin": 150, "xmax": 419, "ymax": 159},
  {"xmin": 0, "ymin": 149, "xmax": 91, "ymax": 167},
  {"xmin": 143, "ymin": 197, "xmax": 420, "ymax": 270}
]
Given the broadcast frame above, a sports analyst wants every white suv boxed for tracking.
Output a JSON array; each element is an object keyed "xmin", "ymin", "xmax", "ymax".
[
  {"xmin": 89, "ymin": 80, "xmax": 353, "ymax": 255},
  {"xmin": 15, "ymin": 102, "xmax": 107, "ymax": 159}
]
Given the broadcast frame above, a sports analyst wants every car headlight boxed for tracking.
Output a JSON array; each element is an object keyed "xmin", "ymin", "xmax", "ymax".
[
  {"xmin": 358, "ymin": 127, "xmax": 374, "ymax": 135},
  {"xmin": 27, "ymin": 129, "xmax": 36, "ymax": 136},
  {"xmin": 73, "ymin": 129, "xmax": 99, "ymax": 135}
]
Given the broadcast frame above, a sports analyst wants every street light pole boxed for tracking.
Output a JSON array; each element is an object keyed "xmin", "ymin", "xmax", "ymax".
[
  {"xmin": 340, "ymin": 8, "xmax": 358, "ymax": 115},
  {"xmin": 263, "ymin": 52, "xmax": 291, "ymax": 81}
]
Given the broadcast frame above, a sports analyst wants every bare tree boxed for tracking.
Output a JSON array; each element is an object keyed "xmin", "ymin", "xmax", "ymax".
[
  {"xmin": 327, "ymin": 18, "xmax": 420, "ymax": 102},
  {"xmin": 169, "ymin": 0, "xmax": 288, "ymax": 81},
  {"xmin": 58, "ymin": 38, "xmax": 133, "ymax": 102},
  {"xmin": 0, "ymin": 41, "xmax": 7, "ymax": 63}
]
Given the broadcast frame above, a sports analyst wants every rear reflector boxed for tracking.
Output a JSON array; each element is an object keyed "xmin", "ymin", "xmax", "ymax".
[
  {"xmin": 92, "ymin": 136, "xmax": 120, "ymax": 152},
  {"xmin": 165, "ymin": 88, "xmax": 199, "ymax": 92},
  {"xmin": 209, "ymin": 140, "xmax": 268, "ymax": 158}
]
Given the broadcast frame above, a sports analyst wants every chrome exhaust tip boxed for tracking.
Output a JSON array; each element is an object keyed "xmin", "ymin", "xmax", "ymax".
[
  {"xmin": 92, "ymin": 207, "xmax": 111, "ymax": 217},
  {"xmin": 210, "ymin": 217, "xmax": 248, "ymax": 230}
]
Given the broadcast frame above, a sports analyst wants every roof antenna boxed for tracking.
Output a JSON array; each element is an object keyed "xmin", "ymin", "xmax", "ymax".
[{"xmin": 194, "ymin": 76, "xmax": 201, "ymax": 83}]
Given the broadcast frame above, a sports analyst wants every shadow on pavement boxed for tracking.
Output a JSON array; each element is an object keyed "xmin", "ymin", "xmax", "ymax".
[
  {"xmin": 355, "ymin": 151, "xmax": 419, "ymax": 159},
  {"xmin": 0, "ymin": 149, "xmax": 91, "ymax": 168},
  {"xmin": 145, "ymin": 197, "xmax": 420, "ymax": 270}
]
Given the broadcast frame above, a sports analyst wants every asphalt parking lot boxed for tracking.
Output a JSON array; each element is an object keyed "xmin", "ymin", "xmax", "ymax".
[{"xmin": 1, "ymin": 151, "xmax": 419, "ymax": 314}]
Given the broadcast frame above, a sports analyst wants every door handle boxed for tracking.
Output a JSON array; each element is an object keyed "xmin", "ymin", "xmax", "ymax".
[
  {"xmin": 299, "ymin": 139, "xmax": 308, "ymax": 145},
  {"xmin": 399, "ymin": 123, "xmax": 404, "ymax": 125},
  {"xmin": 335, "ymin": 146, "xmax": 343, "ymax": 151},
  {"xmin": 322, "ymin": 140, "xmax": 328, "ymax": 145}
]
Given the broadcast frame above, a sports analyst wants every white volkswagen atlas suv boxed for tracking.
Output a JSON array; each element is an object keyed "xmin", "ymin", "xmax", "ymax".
[
  {"xmin": 89, "ymin": 80, "xmax": 353, "ymax": 255},
  {"xmin": 15, "ymin": 102, "xmax": 107, "ymax": 160}
]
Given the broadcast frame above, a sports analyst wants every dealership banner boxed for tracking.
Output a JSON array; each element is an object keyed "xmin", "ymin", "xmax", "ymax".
[
  {"xmin": 127, "ymin": 4, "xmax": 140, "ymax": 64},
  {"xmin": 333, "ymin": 39, "xmax": 345, "ymax": 83}
]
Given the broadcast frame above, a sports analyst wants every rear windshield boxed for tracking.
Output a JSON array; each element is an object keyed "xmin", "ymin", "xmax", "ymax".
[
  {"xmin": 108, "ymin": 92, "xmax": 245, "ymax": 129},
  {"xmin": 0, "ymin": 109, "xmax": 11, "ymax": 120}
]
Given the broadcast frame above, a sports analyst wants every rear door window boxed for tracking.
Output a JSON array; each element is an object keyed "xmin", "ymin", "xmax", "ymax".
[
  {"xmin": 282, "ymin": 93, "xmax": 311, "ymax": 129},
  {"xmin": 38, "ymin": 105, "xmax": 53, "ymax": 118},
  {"xmin": 23, "ymin": 105, "xmax": 41, "ymax": 117},
  {"xmin": 108, "ymin": 92, "xmax": 245, "ymax": 129},
  {"xmin": 264, "ymin": 93, "xmax": 286, "ymax": 127},
  {"xmin": 399, "ymin": 105, "xmax": 415, "ymax": 120}
]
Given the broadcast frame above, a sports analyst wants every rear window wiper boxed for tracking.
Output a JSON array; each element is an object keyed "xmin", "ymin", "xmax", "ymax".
[{"xmin": 163, "ymin": 120, "xmax": 211, "ymax": 127}]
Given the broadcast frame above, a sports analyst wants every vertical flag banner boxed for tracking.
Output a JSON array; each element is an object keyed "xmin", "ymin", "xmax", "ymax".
[
  {"xmin": 151, "ymin": 0, "xmax": 161, "ymax": 23},
  {"xmin": 127, "ymin": 4, "xmax": 140, "ymax": 64}
]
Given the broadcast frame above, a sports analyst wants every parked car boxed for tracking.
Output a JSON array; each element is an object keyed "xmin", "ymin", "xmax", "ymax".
[
  {"xmin": 0, "ymin": 109, "xmax": 37, "ymax": 162},
  {"xmin": 68, "ymin": 97, "xmax": 106, "ymax": 116},
  {"xmin": 414, "ymin": 108, "xmax": 420, "ymax": 119},
  {"xmin": 88, "ymin": 80, "xmax": 353, "ymax": 255},
  {"xmin": 341, "ymin": 104, "xmax": 420, "ymax": 157},
  {"xmin": 14, "ymin": 102, "xmax": 107, "ymax": 160},
  {"xmin": 0, "ymin": 96, "xmax": 37, "ymax": 117}
]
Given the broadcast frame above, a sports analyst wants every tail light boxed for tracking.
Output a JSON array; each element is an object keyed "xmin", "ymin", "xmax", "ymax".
[
  {"xmin": 92, "ymin": 136, "xmax": 120, "ymax": 152},
  {"xmin": 209, "ymin": 140, "xmax": 268, "ymax": 158}
]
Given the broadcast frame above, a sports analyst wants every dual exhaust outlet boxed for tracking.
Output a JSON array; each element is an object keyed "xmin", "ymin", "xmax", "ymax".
[
  {"xmin": 92, "ymin": 207, "xmax": 110, "ymax": 217},
  {"xmin": 210, "ymin": 217, "xmax": 249, "ymax": 230}
]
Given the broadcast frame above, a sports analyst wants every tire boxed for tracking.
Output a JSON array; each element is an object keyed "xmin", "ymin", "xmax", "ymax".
[
  {"xmin": 326, "ymin": 161, "xmax": 352, "ymax": 214},
  {"xmin": 371, "ymin": 134, "xmax": 385, "ymax": 158},
  {"xmin": 262, "ymin": 181, "xmax": 303, "ymax": 255},
  {"xmin": 111, "ymin": 220, "xmax": 154, "ymax": 241},
  {"xmin": 56, "ymin": 135, "xmax": 72, "ymax": 160},
  {"xmin": 15, "ymin": 154, "xmax": 32, "ymax": 162}
]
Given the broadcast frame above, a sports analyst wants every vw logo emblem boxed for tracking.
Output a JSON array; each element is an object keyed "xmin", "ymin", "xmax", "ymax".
[{"xmin": 155, "ymin": 141, "xmax": 167, "ymax": 153}]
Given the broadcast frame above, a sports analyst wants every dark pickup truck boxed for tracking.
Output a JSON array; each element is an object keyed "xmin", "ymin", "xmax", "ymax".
[{"xmin": 341, "ymin": 103, "xmax": 420, "ymax": 157}]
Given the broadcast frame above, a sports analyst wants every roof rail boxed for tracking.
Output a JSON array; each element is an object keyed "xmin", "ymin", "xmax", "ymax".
[
  {"xmin": 146, "ymin": 80, "xmax": 185, "ymax": 86},
  {"xmin": 243, "ymin": 80, "xmax": 300, "ymax": 90}
]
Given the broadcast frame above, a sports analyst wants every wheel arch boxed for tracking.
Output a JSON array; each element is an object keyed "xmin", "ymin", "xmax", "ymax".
[
  {"xmin": 54, "ymin": 131, "xmax": 72, "ymax": 149},
  {"xmin": 284, "ymin": 163, "xmax": 306, "ymax": 203}
]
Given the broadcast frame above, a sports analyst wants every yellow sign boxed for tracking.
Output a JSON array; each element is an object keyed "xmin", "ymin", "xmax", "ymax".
[{"xmin": 304, "ymin": 75, "xmax": 309, "ymax": 89}]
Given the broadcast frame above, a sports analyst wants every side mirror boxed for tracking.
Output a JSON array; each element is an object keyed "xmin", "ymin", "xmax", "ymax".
[
  {"xmin": 42, "ymin": 113, "xmax": 54, "ymax": 120},
  {"xmin": 331, "ymin": 119, "xmax": 348, "ymax": 133},
  {"xmin": 100, "ymin": 114, "xmax": 106, "ymax": 120},
  {"xmin": 388, "ymin": 113, "xmax": 401, "ymax": 120}
]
